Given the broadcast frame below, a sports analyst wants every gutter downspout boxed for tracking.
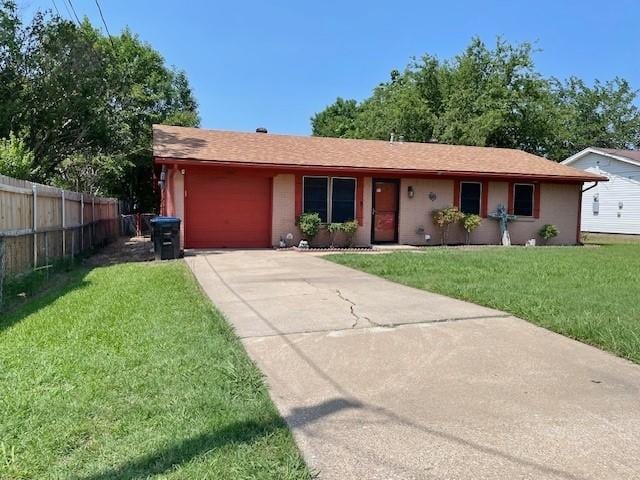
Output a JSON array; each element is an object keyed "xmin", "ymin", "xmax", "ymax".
[
  {"xmin": 582, "ymin": 181, "xmax": 599, "ymax": 194},
  {"xmin": 159, "ymin": 164, "xmax": 168, "ymax": 215},
  {"xmin": 577, "ymin": 182, "xmax": 599, "ymax": 245}
]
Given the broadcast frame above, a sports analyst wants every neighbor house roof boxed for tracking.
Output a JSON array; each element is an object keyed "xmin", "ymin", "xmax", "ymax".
[
  {"xmin": 154, "ymin": 125, "xmax": 605, "ymax": 182},
  {"xmin": 562, "ymin": 147, "xmax": 640, "ymax": 169}
]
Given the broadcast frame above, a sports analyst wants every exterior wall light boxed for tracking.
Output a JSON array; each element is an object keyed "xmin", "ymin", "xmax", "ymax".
[{"xmin": 408, "ymin": 186, "xmax": 415, "ymax": 198}]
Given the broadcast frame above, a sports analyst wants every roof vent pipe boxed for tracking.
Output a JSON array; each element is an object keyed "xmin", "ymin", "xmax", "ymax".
[
  {"xmin": 389, "ymin": 132, "xmax": 395, "ymax": 144},
  {"xmin": 256, "ymin": 127, "xmax": 268, "ymax": 133}
]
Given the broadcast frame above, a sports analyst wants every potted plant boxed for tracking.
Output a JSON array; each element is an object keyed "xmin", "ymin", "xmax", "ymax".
[
  {"xmin": 297, "ymin": 212, "xmax": 322, "ymax": 247},
  {"xmin": 538, "ymin": 224, "xmax": 559, "ymax": 245},
  {"xmin": 341, "ymin": 220, "xmax": 358, "ymax": 247},
  {"xmin": 327, "ymin": 222, "xmax": 342, "ymax": 248}
]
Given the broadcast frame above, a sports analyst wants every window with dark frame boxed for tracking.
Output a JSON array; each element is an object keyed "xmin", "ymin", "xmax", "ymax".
[
  {"xmin": 302, "ymin": 176, "xmax": 356, "ymax": 223},
  {"xmin": 331, "ymin": 178, "xmax": 356, "ymax": 223},
  {"xmin": 513, "ymin": 184, "xmax": 534, "ymax": 216},
  {"xmin": 460, "ymin": 182, "xmax": 481, "ymax": 215},
  {"xmin": 303, "ymin": 177, "xmax": 328, "ymax": 222}
]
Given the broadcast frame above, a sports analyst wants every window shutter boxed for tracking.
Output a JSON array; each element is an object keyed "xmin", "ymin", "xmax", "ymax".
[
  {"xmin": 533, "ymin": 184, "xmax": 541, "ymax": 218},
  {"xmin": 453, "ymin": 181, "xmax": 460, "ymax": 208},
  {"xmin": 507, "ymin": 182, "xmax": 514, "ymax": 214},
  {"xmin": 356, "ymin": 177, "xmax": 364, "ymax": 225},
  {"xmin": 295, "ymin": 174, "xmax": 303, "ymax": 219},
  {"xmin": 481, "ymin": 180, "xmax": 489, "ymax": 217}
]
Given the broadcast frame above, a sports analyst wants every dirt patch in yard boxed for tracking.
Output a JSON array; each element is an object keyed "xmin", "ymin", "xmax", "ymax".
[
  {"xmin": 581, "ymin": 232, "xmax": 640, "ymax": 245},
  {"xmin": 84, "ymin": 236, "xmax": 155, "ymax": 267}
]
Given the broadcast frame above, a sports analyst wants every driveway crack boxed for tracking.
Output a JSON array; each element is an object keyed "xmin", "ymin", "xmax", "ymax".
[{"xmin": 335, "ymin": 289, "xmax": 385, "ymax": 328}]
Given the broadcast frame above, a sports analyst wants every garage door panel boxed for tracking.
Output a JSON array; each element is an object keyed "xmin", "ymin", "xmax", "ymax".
[{"xmin": 186, "ymin": 168, "xmax": 271, "ymax": 248}]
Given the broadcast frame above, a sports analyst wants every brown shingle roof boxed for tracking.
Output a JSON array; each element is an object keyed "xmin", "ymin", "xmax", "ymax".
[
  {"xmin": 594, "ymin": 148, "xmax": 640, "ymax": 165},
  {"xmin": 153, "ymin": 125, "xmax": 605, "ymax": 181}
]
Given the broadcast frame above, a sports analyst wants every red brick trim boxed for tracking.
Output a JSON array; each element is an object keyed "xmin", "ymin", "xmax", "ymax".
[
  {"xmin": 533, "ymin": 183, "xmax": 541, "ymax": 219},
  {"xmin": 295, "ymin": 174, "xmax": 364, "ymax": 225},
  {"xmin": 508, "ymin": 182, "xmax": 539, "ymax": 217},
  {"xmin": 154, "ymin": 157, "xmax": 603, "ymax": 184},
  {"xmin": 294, "ymin": 174, "xmax": 303, "ymax": 219},
  {"xmin": 481, "ymin": 180, "xmax": 489, "ymax": 217},
  {"xmin": 455, "ymin": 179, "xmax": 487, "ymax": 217},
  {"xmin": 453, "ymin": 181, "xmax": 460, "ymax": 209},
  {"xmin": 507, "ymin": 182, "xmax": 514, "ymax": 214},
  {"xmin": 356, "ymin": 176, "xmax": 364, "ymax": 226}
]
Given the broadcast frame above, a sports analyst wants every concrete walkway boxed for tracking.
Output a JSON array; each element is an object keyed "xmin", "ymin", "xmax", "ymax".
[{"xmin": 186, "ymin": 250, "xmax": 640, "ymax": 480}]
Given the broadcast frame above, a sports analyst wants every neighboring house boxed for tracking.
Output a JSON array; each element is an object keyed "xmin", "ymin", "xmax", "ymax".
[
  {"xmin": 153, "ymin": 125, "xmax": 604, "ymax": 248},
  {"xmin": 562, "ymin": 148, "xmax": 640, "ymax": 235}
]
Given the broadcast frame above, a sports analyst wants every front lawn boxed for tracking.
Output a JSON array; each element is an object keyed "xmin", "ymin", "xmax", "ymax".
[
  {"xmin": 327, "ymin": 243, "xmax": 640, "ymax": 364},
  {"xmin": 0, "ymin": 262, "xmax": 309, "ymax": 479}
]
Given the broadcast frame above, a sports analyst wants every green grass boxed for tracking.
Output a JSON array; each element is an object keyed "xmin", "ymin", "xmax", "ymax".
[
  {"xmin": 327, "ymin": 243, "xmax": 640, "ymax": 364},
  {"xmin": 0, "ymin": 262, "xmax": 310, "ymax": 479},
  {"xmin": 2, "ymin": 256, "xmax": 80, "ymax": 312}
]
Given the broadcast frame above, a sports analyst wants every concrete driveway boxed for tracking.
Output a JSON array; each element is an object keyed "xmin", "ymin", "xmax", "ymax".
[{"xmin": 186, "ymin": 250, "xmax": 640, "ymax": 480}]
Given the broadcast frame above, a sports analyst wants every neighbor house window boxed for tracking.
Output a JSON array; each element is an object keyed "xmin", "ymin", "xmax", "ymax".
[
  {"xmin": 460, "ymin": 182, "xmax": 481, "ymax": 215},
  {"xmin": 303, "ymin": 176, "xmax": 356, "ymax": 223},
  {"xmin": 513, "ymin": 184, "xmax": 534, "ymax": 216}
]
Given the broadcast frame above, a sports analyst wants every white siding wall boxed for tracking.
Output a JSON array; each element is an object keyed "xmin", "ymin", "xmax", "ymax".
[{"xmin": 570, "ymin": 152, "xmax": 640, "ymax": 234}]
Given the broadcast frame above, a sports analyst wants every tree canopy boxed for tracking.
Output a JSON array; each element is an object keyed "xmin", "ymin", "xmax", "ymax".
[
  {"xmin": 0, "ymin": 0, "xmax": 199, "ymax": 210},
  {"xmin": 311, "ymin": 38, "xmax": 640, "ymax": 161}
]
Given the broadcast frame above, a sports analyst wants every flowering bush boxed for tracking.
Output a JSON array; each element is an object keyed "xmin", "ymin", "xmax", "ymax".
[
  {"xmin": 462, "ymin": 214, "xmax": 482, "ymax": 245},
  {"xmin": 432, "ymin": 207, "xmax": 464, "ymax": 245}
]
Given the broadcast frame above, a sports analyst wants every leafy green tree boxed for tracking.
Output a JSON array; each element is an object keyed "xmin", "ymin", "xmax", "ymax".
[
  {"xmin": 311, "ymin": 98, "xmax": 360, "ymax": 138},
  {"xmin": 312, "ymin": 58, "xmax": 443, "ymax": 143},
  {"xmin": 0, "ymin": 1, "xmax": 22, "ymax": 138},
  {"xmin": 434, "ymin": 38, "xmax": 557, "ymax": 155},
  {"xmin": 0, "ymin": 1, "xmax": 199, "ymax": 210},
  {"xmin": 548, "ymin": 77, "xmax": 640, "ymax": 160},
  {"xmin": 0, "ymin": 132, "xmax": 34, "ymax": 178},
  {"xmin": 353, "ymin": 58, "xmax": 442, "ymax": 142},
  {"xmin": 311, "ymin": 36, "xmax": 640, "ymax": 162},
  {"xmin": 90, "ymin": 27, "xmax": 199, "ymax": 209}
]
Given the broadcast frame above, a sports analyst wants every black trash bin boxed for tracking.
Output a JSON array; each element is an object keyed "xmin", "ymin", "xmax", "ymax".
[{"xmin": 150, "ymin": 216, "xmax": 181, "ymax": 260}]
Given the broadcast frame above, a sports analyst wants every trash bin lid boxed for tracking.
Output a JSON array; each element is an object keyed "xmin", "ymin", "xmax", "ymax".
[{"xmin": 150, "ymin": 216, "xmax": 181, "ymax": 225}]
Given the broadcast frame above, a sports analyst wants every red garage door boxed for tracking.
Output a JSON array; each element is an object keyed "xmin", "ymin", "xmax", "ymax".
[{"xmin": 185, "ymin": 167, "xmax": 272, "ymax": 248}]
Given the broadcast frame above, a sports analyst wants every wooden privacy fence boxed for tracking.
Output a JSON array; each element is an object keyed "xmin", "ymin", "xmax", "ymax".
[{"xmin": 0, "ymin": 174, "xmax": 119, "ymax": 280}]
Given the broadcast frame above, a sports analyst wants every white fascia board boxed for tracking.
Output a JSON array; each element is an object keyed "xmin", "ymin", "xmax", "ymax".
[{"xmin": 562, "ymin": 147, "xmax": 640, "ymax": 168}]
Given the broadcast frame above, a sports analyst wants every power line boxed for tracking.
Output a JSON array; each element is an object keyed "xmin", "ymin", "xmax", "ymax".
[
  {"xmin": 94, "ymin": 0, "xmax": 114, "ymax": 48},
  {"xmin": 61, "ymin": 0, "xmax": 74, "ymax": 22},
  {"xmin": 65, "ymin": 0, "xmax": 81, "ymax": 24},
  {"xmin": 50, "ymin": 0, "xmax": 61, "ymax": 16}
]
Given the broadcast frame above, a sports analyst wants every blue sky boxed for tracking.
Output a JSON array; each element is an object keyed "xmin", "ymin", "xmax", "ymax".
[{"xmin": 21, "ymin": 0, "xmax": 640, "ymax": 135}]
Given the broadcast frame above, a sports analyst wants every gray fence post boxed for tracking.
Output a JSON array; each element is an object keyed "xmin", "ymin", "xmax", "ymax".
[
  {"xmin": 61, "ymin": 190, "xmax": 66, "ymax": 258},
  {"xmin": 44, "ymin": 231, "xmax": 49, "ymax": 279},
  {"xmin": 80, "ymin": 196, "xmax": 84, "ymax": 252},
  {"xmin": 91, "ymin": 196, "xmax": 95, "ymax": 248},
  {"xmin": 0, "ymin": 236, "xmax": 5, "ymax": 308},
  {"xmin": 32, "ymin": 184, "xmax": 38, "ymax": 269}
]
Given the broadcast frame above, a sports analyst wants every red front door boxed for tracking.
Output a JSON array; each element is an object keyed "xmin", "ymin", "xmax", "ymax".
[{"xmin": 372, "ymin": 180, "xmax": 398, "ymax": 243}]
